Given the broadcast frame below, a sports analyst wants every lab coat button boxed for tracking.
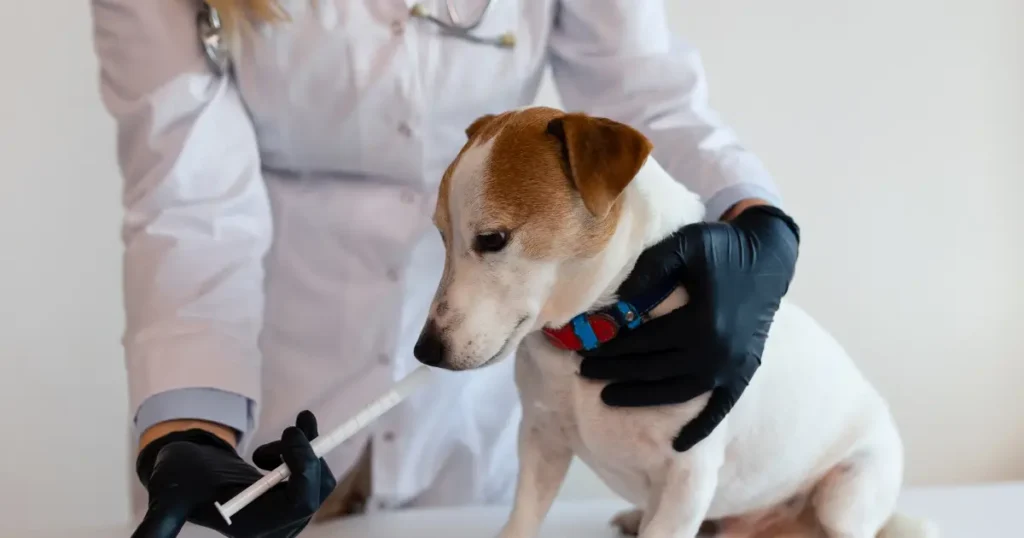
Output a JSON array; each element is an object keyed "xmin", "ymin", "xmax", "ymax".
[
  {"xmin": 391, "ymin": 20, "xmax": 405, "ymax": 36},
  {"xmin": 378, "ymin": 353, "xmax": 390, "ymax": 365},
  {"xmin": 383, "ymin": 431, "xmax": 396, "ymax": 442},
  {"xmin": 397, "ymin": 122, "xmax": 413, "ymax": 137},
  {"xmin": 387, "ymin": 268, "xmax": 400, "ymax": 281}
]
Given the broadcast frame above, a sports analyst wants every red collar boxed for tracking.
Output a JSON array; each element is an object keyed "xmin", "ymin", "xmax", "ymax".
[{"xmin": 541, "ymin": 281, "xmax": 676, "ymax": 352}]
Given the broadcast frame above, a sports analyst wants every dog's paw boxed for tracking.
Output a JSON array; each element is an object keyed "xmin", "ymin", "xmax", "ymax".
[{"xmin": 611, "ymin": 508, "xmax": 644, "ymax": 536}]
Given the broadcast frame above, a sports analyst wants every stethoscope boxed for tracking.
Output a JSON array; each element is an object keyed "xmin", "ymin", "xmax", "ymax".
[
  {"xmin": 198, "ymin": 1, "xmax": 514, "ymax": 76},
  {"xmin": 198, "ymin": 2, "xmax": 230, "ymax": 75},
  {"xmin": 408, "ymin": 1, "xmax": 516, "ymax": 49}
]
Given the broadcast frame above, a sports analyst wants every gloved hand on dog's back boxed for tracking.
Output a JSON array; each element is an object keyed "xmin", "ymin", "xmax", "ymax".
[{"xmin": 576, "ymin": 203, "xmax": 801, "ymax": 452}]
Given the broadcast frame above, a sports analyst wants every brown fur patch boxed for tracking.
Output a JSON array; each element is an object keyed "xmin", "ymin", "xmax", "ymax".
[
  {"xmin": 482, "ymin": 107, "xmax": 588, "ymax": 259},
  {"xmin": 464, "ymin": 113, "xmax": 498, "ymax": 139},
  {"xmin": 434, "ymin": 112, "xmax": 512, "ymax": 243},
  {"xmin": 434, "ymin": 107, "xmax": 653, "ymax": 261},
  {"xmin": 482, "ymin": 108, "xmax": 653, "ymax": 260}
]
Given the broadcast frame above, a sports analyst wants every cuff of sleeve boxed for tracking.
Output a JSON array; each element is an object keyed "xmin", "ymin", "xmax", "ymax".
[
  {"xmin": 703, "ymin": 182, "xmax": 785, "ymax": 222},
  {"xmin": 134, "ymin": 388, "xmax": 253, "ymax": 445},
  {"xmin": 125, "ymin": 332, "xmax": 261, "ymax": 449}
]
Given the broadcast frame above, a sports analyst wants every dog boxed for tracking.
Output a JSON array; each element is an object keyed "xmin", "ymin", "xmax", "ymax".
[{"xmin": 413, "ymin": 106, "xmax": 939, "ymax": 538}]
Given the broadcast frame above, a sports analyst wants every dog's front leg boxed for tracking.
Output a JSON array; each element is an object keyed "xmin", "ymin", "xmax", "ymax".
[
  {"xmin": 639, "ymin": 447, "xmax": 723, "ymax": 538},
  {"xmin": 495, "ymin": 416, "xmax": 573, "ymax": 538}
]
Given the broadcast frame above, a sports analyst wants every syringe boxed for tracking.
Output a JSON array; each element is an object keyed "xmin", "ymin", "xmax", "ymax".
[{"xmin": 214, "ymin": 365, "xmax": 434, "ymax": 525}]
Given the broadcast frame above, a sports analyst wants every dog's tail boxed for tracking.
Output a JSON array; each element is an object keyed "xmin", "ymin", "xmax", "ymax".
[{"xmin": 877, "ymin": 511, "xmax": 940, "ymax": 538}]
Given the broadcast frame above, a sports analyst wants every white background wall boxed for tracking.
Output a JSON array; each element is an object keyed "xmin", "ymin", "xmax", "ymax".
[{"xmin": 1, "ymin": 0, "xmax": 1021, "ymax": 531}]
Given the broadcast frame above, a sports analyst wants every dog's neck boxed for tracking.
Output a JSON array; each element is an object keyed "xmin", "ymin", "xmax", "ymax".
[{"xmin": 539, "ymin": 157, "xmax": 705, "ymax": 329}]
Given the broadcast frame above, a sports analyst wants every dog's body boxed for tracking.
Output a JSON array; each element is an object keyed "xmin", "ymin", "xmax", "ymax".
[{"xmin": 414, "ymin": 107, "xmax": 938, "ymax": 538}]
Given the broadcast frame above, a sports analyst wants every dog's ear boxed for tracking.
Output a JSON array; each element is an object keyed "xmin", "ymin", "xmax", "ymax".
[
  {"xmin": 546, "ymin": 113, "xmax": 653, "ymax": 219},
  {"xmin": 465, "ymin": 114, "xmax": 497, "ymax": 139}
]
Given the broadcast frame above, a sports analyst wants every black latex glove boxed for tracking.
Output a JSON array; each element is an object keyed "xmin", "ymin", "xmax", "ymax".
[
  {"xmin": 132, "ymin": 410, "xmax": 336, "ymax": 538},
  {"xmin": 577, "ymin": 205, "xmax": 800, "ymax": 452}
]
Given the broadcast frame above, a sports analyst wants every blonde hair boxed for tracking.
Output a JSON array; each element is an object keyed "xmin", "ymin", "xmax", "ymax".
[{"xmin": 207, "ymin": 0, "xmax": 289, "ymax": 32}]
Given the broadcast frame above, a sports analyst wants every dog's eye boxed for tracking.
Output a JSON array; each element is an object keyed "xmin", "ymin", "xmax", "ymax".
[{"xmin": 474, "ymin": 231, "xmax": 509, "ymax": 253}]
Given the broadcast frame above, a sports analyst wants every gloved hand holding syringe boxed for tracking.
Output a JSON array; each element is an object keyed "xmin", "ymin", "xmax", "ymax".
[{"xmin": 213, "ymin": 365, "xmax": 434, "ymax": 525}]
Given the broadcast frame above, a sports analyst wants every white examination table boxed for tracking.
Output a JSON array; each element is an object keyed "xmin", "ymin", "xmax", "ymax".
[{"xmin": 14, "ymin": 482, "xmax": 1023, "ymax": 537}]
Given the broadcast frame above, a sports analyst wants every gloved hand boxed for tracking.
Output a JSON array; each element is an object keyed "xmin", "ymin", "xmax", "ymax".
[
  {"xmin": 577, "ymin": 204, "xmax": 800, "ymax": 452},
  {"xmin": 132, "ymin": 410, "xmax": 336, "ymax": 538}
]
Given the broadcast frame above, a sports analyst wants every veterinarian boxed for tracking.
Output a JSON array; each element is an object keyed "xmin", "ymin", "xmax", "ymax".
[{"xmin": 90, "ymin": 1, "xmax": 801, "ymax": 537}]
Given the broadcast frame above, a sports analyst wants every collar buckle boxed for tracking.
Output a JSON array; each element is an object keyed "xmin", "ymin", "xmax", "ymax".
[{"xmin": 542, "ymin": 278, "xmax": 676, "ymax": 352}]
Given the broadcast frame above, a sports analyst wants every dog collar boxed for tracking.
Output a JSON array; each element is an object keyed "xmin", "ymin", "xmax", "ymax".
[{"xmin": 542, "ymin": 278, "xmax": 677, "ymax": 352}]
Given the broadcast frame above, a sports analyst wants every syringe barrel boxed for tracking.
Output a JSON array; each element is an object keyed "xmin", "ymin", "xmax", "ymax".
[{"xmin": 214, "ymin": 366, "xmax": 432, "ymax": 525}]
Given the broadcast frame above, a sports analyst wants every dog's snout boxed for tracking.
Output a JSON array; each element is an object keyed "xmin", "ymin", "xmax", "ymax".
[{"xmin": 414, "ymin": 320, "xmax": 446, "ymax": 366}]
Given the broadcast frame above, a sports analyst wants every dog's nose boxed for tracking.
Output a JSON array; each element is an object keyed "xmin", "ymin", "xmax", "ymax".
[{"xmin": 414, "ymin": 321, "xmax": 446, "ymax": 366}]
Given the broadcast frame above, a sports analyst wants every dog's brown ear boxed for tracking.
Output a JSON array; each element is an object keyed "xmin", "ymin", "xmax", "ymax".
[
  {"xmin": 465, "ymin": 114, "xmax": 497, "ymax": 139},
  {"xmin": 546, "ymin": 113, "xmax": 653, "ymax": 218}
]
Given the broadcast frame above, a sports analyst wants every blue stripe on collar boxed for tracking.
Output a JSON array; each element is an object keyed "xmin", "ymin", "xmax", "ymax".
[{"xmin": 543, "ymin": 277, "xmax": 678, "ymax": 352}]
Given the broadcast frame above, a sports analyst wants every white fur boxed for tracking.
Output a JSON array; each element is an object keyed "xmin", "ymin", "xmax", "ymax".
[
  {"xmin": 423, "ymin": 112, "xmax": 940, "ymax": 538},
  {"xmin": 431, "ymin": 135, "xmax": 559, "ymax": 369}
]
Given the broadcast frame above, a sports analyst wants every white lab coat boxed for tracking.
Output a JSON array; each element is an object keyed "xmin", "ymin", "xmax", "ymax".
[{"xmin": 90, "ymin": 0, "xmax": 781, "ymax": 518}]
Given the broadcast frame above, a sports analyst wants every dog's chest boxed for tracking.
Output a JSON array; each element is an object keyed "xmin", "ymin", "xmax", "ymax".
[{"xmin": 516, "ymin": 335, "xmax": 708, "ymax": 506}]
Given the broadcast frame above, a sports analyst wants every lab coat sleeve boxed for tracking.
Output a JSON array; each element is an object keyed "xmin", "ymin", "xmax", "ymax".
[
  {"xmin": 91, "ymin": 0, "xmax": 270, "ymax": 445},
  {"xmin": 547, "ymin": 1, "xmax": 784, "ymax": 220}
]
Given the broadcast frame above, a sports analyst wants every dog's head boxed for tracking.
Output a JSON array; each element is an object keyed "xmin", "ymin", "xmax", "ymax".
[{"xmin": 414, "ymin": 107, "xmax": 654, "ymax": 370}]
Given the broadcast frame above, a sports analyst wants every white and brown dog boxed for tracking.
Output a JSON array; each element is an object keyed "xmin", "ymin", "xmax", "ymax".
[{"xmin": 413, "ymin": 107, "xmax": 938, "ymax": 538}]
